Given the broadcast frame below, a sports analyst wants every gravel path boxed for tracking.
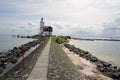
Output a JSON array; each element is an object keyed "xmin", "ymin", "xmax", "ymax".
[{"xmin": 47, "ymin": 41, "xmax": 84, "ymax": 80}]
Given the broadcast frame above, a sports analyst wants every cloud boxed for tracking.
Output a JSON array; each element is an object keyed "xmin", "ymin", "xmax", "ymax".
[
  {"xmin": 52, "ymin": 24, "xmax": 63, "ymax": 29},
  {"xmin": 27, "ymin": 22, "xmax": 36, "ymax": 27},
  {"xmin": 8, "ymin": 22, "xmax": 38, "ymax": 35},
  {"xmin": 100, "ymin": 18, "xmax": 120, "ymax": 37},
  {"xmin": 103, "ymin": 18, "xmax": 120, "ymax": 30},
  {"xmin": 51, "ymin": 23, "xmax": 95, "ymax": 37},
  {"xmin": 0, "ymin": 0, "xmax": 120, "ymax": 37}
]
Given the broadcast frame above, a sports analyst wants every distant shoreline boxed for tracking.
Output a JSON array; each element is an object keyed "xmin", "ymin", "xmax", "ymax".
[{"xmin": 72, "ymin": 37, "xmax": 120, "ymax": 41}]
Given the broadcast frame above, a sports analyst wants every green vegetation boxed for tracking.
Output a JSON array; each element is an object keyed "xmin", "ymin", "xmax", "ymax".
[{"xmin": 52, "ymin": 36, "xmax": 69, "ymax": 44}]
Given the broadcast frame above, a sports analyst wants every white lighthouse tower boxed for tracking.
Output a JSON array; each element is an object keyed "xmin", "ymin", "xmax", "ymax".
[
  {"xmin": 39, "ymin": 18, "xmax": 53, "ymax": 36},
  {"xmin": 39, "ymin": 18, "xmax": 44, "ymax": 36}
]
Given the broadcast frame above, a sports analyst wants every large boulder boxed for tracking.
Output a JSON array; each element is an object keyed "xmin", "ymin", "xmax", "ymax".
[
  {"xmin": 96, "ymin": 61, "xmax": 104, "ymax": 68},
  {"xmin": 90, "ymin": 56, "xmax": 98, "ymax": 62},
  {"xmin": 101, "ymin": 61, "xmax": 111, "ymax": 67},
  {"xmin": 0, "ymin": 67, "xmax": 4, "ymax": 73},
  {"xmin": 99, "ymin": 67, "xmax": 106, "ymax": 72},
  {"xmin": 0, "ymin": 53, "xmax": 7, "ymax": 58},
  {"xmin": 0, "ymin": 57, "xmax": 7, "ymax": 63},
  {"xmin": 118, "ymin": 68, "xmax": 120, "ymax": 72},
  {"xmin": 14, "ymin": 49, "xmax": 22, "ymax": 57},
  {"xmin": 84, "ymin": 51, "xmax": 89, "ymax": 54},
  {"xmin": 13, "ymin": 47, "xmax": 18, "ymax": 50},
  {"xmin": 10, "ymin": 57, "xmax": 18, "ymax": 64},
  {"xmin": 73, "ymin": 49, "xmax": 79, "ymax": 54},
  {"xmin": 0, "ymin": 61, "xmax": 2, "ymax": 66},
  {"xmin": 109, "ymin": 72, "xmax": 120, "ymax": 79},
  {"xmin": 0, "ymin": 61, "xmax": 6, "ymax": 69},
  {"xmin": 79, "ymin": 53, "xmax": 85, "ymax": 57},
  {"xmin": 110, "ymin": 67, "xmax": 118, "ymax": 73}
]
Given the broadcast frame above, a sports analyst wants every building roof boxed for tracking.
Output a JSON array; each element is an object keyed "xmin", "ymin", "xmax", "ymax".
[
  {"xmin": 43, "ymin": 26, "xmax": 53, "ymax": 32},
  {"xmin": 41, "ymin": 26, "xmax": 48, "ymax": 28}
]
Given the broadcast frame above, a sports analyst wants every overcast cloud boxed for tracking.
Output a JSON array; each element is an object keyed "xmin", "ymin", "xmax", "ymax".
[{"xmin": 0, "ymin": 0, "xmax": 120, "ymax": 37}]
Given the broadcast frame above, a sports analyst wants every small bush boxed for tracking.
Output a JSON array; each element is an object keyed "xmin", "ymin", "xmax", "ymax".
[{"xmin": 52, "ymin": 37, "xmax": 69, "ymax": 44}]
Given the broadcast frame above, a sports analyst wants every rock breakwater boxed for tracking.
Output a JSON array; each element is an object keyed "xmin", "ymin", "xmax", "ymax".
[
  {"xmin": 64, "ymin": 44, "xmax": 120, "ymax": 79},
  {"xmin": 0, "ymin": 37, "xmax": 45, "ymax": 75}
]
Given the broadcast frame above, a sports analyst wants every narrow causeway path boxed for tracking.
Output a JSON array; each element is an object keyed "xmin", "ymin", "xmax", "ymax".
[{"xmin": 27, "ymin": 38, "xmax": 51, "ymax": 80}]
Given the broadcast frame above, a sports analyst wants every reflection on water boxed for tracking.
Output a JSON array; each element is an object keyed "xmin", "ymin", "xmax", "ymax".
[{"xmin": 70, "ymin": 40, "xmax": 120, "ymax": 66}]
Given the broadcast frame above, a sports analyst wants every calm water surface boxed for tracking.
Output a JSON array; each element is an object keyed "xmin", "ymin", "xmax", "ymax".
[
  {"xmin": 70, "ymin": 40, "xmax": 120, "ymax": 66},
  {"xmin": 0, "ymin": 34, "xmax": 35, "ymax": 52}
]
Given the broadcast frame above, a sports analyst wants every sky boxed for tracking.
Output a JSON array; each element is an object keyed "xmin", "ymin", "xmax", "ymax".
[{"xmin": 0, "ymin": 0, "xmax": 120, "ymax": 37}]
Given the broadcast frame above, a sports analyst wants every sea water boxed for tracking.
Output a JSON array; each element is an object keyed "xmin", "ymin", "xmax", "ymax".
[
  {"xmin": 70, "ymin": 39, "xmax": 120, "ymax": 67},
  {"xmin": 0, "ymin": 34, "xmax": 35, "ymax": 52}
]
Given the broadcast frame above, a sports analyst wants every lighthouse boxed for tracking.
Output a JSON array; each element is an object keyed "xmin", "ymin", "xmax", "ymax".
[
  {"xmin": 39, "ymin": 18, "xmax": 53, "ymax": 36},
  {"xmin": 39, "ymin": 18, "xmax": 44, "ymax": 36}
]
